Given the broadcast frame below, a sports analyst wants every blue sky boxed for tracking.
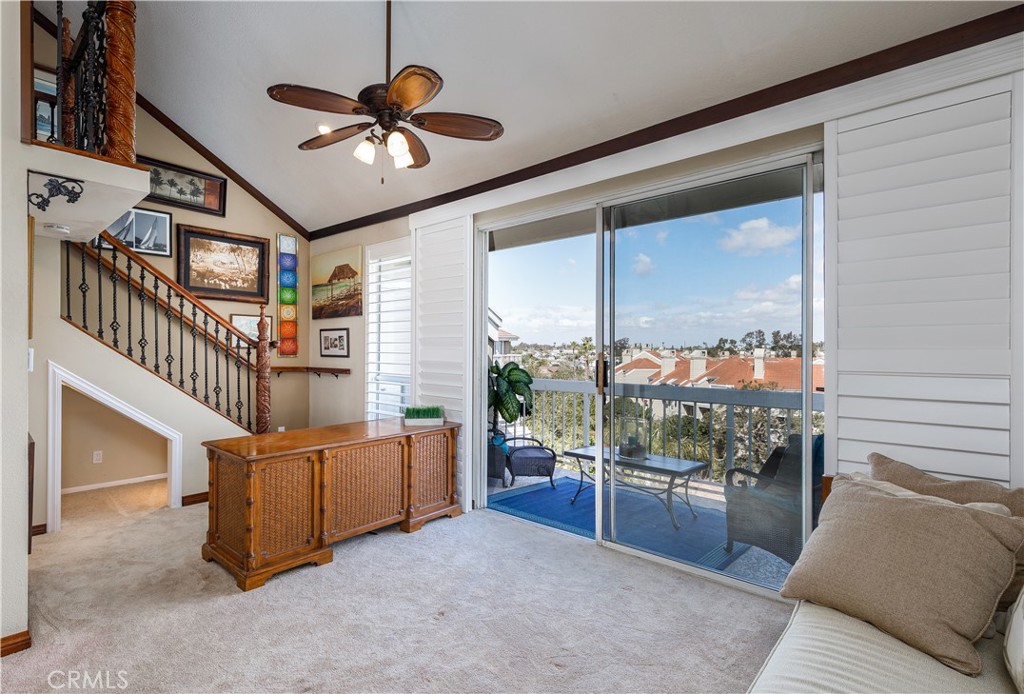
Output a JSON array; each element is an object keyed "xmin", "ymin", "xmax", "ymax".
[{"xmin": 489, "ymin": 194, "xmax": 824, "ymax": 347}]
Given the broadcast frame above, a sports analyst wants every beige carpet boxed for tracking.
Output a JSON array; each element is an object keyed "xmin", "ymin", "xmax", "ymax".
[{"xmin": 3, "ymin": 480, "xmax": 791, "ymax": 693}]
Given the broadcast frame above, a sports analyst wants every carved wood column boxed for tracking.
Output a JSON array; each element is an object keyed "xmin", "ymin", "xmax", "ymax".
[
  {"xmin": 60, "ymin": 17, "xmax": 75, "ymax": 145},
  {"xmin": 101, "ymin": 0, "xmax": 136, "ymax": 163},
  {"xmin": 256, "ymin": 304, "xmax": 272, "ymax": 434}
]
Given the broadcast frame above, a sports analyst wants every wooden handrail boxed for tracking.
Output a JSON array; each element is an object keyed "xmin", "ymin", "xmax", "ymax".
[{"xmin": 97, "ymin": 230, "xmax": 258, "ymax": 348}]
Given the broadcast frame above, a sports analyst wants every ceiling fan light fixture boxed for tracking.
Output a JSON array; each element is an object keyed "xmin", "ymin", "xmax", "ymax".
[
  {"xmin": 316, "ymin": 122, "xmax": 332, "ymax": 135},
  {"xmin": 385, "ymin": 130, "xmax": 409, "ymax": 157},
  {"xmin": 353, "ymin": 138, "xmax": 376, "ymax": 165},
  {"xmin": 393, "ymin": 151, "xmax": 414, "ymax": 169}
]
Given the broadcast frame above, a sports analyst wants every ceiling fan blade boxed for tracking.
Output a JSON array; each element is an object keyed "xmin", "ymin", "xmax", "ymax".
[
  {"xmin": 298, "ymin": 122, "xmax": 373, "ymax": 151},
  {"xmin": 396, "ymin": 127, "xmax": 430, "ymax": 169},
  {"xmin": 409, "ymin": 112, "xmax": 503, "ymax": 141},
  {"xmin": 268, "ymin": 84, "xmax": 368, "ymax": 116},
  {"xmin": 386, "ymin": 65, "xmax": 443, "ymax": 113}
]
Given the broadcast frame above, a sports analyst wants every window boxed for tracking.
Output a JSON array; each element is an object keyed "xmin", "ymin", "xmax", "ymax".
[{"xmin": 365, "ymin": 239, "xmax": 412, "ymax": 420}]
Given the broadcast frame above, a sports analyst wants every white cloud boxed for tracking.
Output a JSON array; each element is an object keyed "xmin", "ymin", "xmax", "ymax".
[
  {"xmin": 632, "ymin": 253, "xmax": 653, "ymax": 276},
  {"xmin": 567, "ymin": 258, "xmax": 577, "ymax": 266},
  {"xmin": 656, "ymin": 229, "xmax": 669, "ymax": 244},
  {"xmin": 734, "ymin": 274, "xmax": 801, "ymax": 302},
  {"xmin": 718, "ymin": 218, "xmax": 800, "ymax": 256}
]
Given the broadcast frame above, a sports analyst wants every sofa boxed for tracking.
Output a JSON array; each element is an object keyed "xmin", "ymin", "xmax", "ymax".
[
  {"xmin": 749, "ymin": 455, "xmax": 1024, "ymax": 694},
  {"xmin": 749, "ymin": 599, "xmax": 1018, "ymax": 693}
]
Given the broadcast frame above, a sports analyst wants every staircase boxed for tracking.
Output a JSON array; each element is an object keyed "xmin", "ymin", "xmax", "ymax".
[{"xmin": 61, "ymin": 230, "xmax": 271, "ymax": 434}]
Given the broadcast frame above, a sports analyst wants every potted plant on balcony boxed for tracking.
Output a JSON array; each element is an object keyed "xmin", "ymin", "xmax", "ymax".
[{"xmin": 486, "ymin": 361, "xmax": 534, "ymax": 481}]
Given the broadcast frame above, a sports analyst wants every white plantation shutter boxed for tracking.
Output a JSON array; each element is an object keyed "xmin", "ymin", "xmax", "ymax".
[
  {"xmin": 829, "ymin": 76, "xmax": 1017, "ymax": 484},
  {"xmin": 366, "ymin": 239, "xmax": 412, "ymax": 420},
  {"xmin": 413, "ymin": 217, "xmax": 471, "ymax": 499}
]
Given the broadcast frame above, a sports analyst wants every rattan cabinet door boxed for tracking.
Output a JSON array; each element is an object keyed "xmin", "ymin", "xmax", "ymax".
[
  {"xmin": 411, "ymin": 430, "xmax": 456, "ymax": 513},
  {"xmin": 326, "ymin": 439, "xmax": 406, "ymax": 541},
  {"xmin": 252, "ymin": 454, "xmax": 318, "ymax": 568}
]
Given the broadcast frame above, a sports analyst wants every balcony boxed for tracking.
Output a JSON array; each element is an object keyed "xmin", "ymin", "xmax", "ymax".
[{"xmin": 488, "ymin": 378, "xmax": 825, "ymax": 590}]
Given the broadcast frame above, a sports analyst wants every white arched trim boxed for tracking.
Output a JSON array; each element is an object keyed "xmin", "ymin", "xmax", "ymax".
[{"xmin": 46, "ymin": 360, "xmax": 183, "ymax": 533}]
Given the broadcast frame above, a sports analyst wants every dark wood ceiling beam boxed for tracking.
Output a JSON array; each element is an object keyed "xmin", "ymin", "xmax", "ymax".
[
  {"xmin": 311, "ymin": 4, "xmax": 1024, "ymax": 240},
  {"xmin": 31, "ymin": 6, "xmax": 310, "ymax": 240}
]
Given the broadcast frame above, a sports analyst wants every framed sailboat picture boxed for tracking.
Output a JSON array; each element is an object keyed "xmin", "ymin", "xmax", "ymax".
[{"xmin": 94, "ymin": 208, "xmax": 173, "ymax": 257}]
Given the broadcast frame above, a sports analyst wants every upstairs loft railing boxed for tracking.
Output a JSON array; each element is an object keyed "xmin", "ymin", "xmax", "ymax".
[
  {"xmin": 35, "ymin": 0, "xmax": 136, "ymax": 163},
  {"xmin": 62, "ymin": 230, "xmax": 273, "ymax": 434}
]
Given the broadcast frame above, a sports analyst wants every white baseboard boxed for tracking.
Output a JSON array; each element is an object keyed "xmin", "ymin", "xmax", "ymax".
[{"xmin": 62, "ymin": 473, "xmax": 169, "ymax": 495}]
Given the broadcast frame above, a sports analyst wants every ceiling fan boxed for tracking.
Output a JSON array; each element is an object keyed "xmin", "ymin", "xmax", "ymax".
[{"xmin": 267, "ymin": 0, "xmax": 503, "ymax": 170}]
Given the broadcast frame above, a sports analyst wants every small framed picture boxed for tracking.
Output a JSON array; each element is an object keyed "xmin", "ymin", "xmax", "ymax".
[
  {"xmin": 320, "ymin": 328, "xmax": 350, "ymax": 358},
  {"xmin": 94, "ymin": 208, "xmax": 172, "ymax": 257},
  {"xmin": 138, "ymin": 155, "xmax": 227, "ymax": 216},
  {"xmin": 230, "ymin": 314, "xmax": 271, "ymax": 342}
]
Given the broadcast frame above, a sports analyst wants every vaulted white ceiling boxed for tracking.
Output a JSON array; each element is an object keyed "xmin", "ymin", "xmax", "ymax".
[{"xmin": 44, "ymin": 1, "xmax": 1019, "ymax": 234}]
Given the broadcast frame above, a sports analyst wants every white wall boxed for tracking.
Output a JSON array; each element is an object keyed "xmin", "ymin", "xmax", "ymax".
[{"xmin": 307, "ymin": 217, "xmax": 409, "ymax": 427}]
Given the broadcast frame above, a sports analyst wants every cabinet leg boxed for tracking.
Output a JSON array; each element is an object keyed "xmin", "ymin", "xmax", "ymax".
[
  {"xmin": 237, "ymin": 574, "xmax": 267, "ymax": 591},
  {"xmin": 201, "ymin": 543, "xmax": 214, "ymax": 562}
]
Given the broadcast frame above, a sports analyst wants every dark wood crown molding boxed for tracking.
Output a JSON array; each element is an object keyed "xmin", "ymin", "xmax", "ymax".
[
  {"xmin": 31, "ymin": 7, "xmax": 309, "ymax": 240},
  {"xmin": 311, "ymin": 5, "xmax": 1024, "ymax": 240}
]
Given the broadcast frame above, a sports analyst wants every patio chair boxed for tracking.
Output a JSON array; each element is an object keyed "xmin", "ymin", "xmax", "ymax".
[
  {"xmin": 723, "ymin": 433, "xmax": 824, "ymax": 565},
  {"xmin": 487, "ymin": 428, "xmax": 558, "ymax": 488},
  {"xmin": 505, "ymin": 435, "xmax": 557, "ymax": 488}
]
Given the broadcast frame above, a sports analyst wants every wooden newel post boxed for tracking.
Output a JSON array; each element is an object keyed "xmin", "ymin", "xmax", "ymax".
[
  {"xmin": 256, "ymin": 304, "xmax": 272, "ymax": 434},
  {"xmin": 60, "ymin": 17, "xmax": 75, "ymax": 146},
  {"xmin": 101, "ymin": 0, "xmax": 137, "ymax": 164}
]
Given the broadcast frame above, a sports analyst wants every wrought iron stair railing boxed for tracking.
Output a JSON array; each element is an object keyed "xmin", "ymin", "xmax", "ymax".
[{"xmin": 61, "ymin": 230, "xmax": 272, "ymax": 433}]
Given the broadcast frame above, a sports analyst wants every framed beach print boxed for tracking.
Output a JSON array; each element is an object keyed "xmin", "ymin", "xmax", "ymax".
[
  {"xmin": 311, "ymin": 245, "xmax": 362, "ymax": 319},
  {"xmin": 319, "ymin": 328, "xmax": 350, "ymax": 358},
  {"xmin": 177, "ymin": 225, "xmax": 269, "ymax": 303},
  {"xmin": 138, "ymin": 156, "xmax": 227, "ymax": 216},
  {"xmin": 94, "ymin": 208, "xmax": 172, "ymax": 257},
  {"xmin": 230, "ymin": 313, "xmax": 271, "ymax": 342}
]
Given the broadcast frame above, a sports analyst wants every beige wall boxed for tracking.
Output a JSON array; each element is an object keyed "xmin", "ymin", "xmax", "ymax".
[
  {"xmin": 61, "ymin": 386, "xmax": 167, "ymax": 490},
  {"xmin": 308, "ymin": 218, "xmax": 410, "ymax": 427},
  {"xmin": 26, "ymin": 18, "xmax": 311, "ymax": 529},
  {"xmin": 2, "ymin": 2, "xmax": 32, "ymax": 639}
]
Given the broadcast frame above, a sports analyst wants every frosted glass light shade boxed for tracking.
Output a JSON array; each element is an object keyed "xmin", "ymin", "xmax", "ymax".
[
  {"xmin": 393, "ymin": 152, "xmax": 414, "ymax": 169},
  {"xmin": 353, "ymin": 139, "xmax": 376, "ymax": 165},
  {"xmin": 386, "ymin": 130, "xmax": 409, "ymax": 157}
]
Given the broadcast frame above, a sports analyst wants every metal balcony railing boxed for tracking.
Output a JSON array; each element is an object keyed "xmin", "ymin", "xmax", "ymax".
[{"xmin": 500, "ymin": 378, "xmax": 825, "ymax": 482}]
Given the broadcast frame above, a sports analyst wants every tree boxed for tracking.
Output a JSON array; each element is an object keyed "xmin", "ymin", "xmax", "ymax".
[
  {"xmin": 580, "ymin": 336, "xmax": 595, "ymax": 378},
  {"xmin": 612, "ymin": 336, "xmax": 630, "ymax": 362},
  {"xmin": 740, "ymin": 329, "xmax": 767, "ymax": 352}
]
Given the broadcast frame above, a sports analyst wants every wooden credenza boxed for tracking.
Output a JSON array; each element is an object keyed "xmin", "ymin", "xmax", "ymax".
[{"xmin": 201, "ymin": 419, "xmax": 461, "ymax": 590}]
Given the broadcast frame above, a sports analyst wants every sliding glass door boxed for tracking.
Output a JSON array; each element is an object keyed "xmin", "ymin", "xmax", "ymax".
[{"xmin": 598, "ymin": 158, "xmax": 823, "ymax": 588}]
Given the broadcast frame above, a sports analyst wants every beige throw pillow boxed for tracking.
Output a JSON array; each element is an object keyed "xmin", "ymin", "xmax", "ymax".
[
  {"xmin": 868, "ymin": 453, "xmax": 1024, "ymax": 515},
  {"xmin": 848, "ymin": 472, "xmax": 1012, "ymax": 516},
  {"xmin": 868, "ymin": 453, "xmax": 1024, "ymax": 610},
  {"xmin": 780, "ymin": 478, "xmax": 1024, "ymax": 675}
]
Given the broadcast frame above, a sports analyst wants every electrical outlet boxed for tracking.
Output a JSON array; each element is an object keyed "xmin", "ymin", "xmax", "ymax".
[
  {"xmin": 277, "ymin": 426, "xmax": 286, "ymax": 432},
  {"xmin": 92, "ymin": 450, "xmax": 103, "ymax": 464}
]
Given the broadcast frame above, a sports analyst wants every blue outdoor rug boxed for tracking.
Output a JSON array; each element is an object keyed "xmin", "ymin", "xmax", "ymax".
[{"xmin": 488, "ymin": 476, "xmax": 749, "ymax": 570}]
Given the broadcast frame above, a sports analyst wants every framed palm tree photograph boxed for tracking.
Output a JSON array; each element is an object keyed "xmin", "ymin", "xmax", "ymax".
[{"xmin": 138, "ymin": 156, "xmax": 227, "ymax": 216}]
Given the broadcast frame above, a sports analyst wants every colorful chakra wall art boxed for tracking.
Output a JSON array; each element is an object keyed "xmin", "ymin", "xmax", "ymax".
[{"xmin": 277, "ymin": 234, "xmax": 299, "ymax": 357}]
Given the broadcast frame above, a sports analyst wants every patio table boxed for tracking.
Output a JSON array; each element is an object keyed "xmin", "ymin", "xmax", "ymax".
[{"xmin": 563, "ymin": 445, "xmax": 709, "ymax": 531}]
